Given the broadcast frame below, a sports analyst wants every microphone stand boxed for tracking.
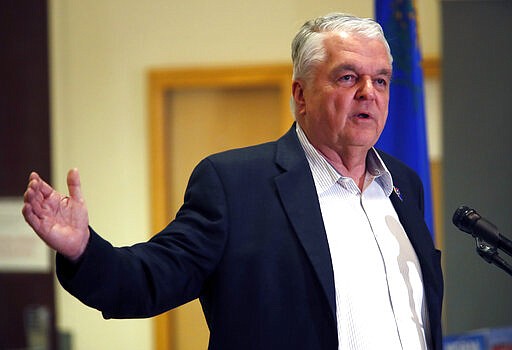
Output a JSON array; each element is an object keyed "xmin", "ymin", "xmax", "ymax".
[{"xmin": 475, "ymin": 238, "xmax": 512, "ymax": 277}]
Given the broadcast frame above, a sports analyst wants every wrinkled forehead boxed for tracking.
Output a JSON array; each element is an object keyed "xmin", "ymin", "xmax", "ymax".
[
  {"xmin": 325, "ymin": 31, "xmax": 393, "ymax": 66},
  {"xmin": 319, "ymin": 32, "xmax": 393, "ymax": 73}
]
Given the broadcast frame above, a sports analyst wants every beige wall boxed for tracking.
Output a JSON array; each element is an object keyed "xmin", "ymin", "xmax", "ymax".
[{"xmin": 48, "ymin": 1, "xmax": 441, "ymax": 349}]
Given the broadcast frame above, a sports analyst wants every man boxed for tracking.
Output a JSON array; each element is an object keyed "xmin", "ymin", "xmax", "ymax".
[{"xmin": 23, "ymin": 13, "xmax": 443, "ymax": 349}]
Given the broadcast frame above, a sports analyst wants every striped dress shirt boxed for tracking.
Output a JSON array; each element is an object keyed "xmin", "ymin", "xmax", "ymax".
[{"xmin": 296, "ymin": 124, "xmax": 430, "ymax": 349}]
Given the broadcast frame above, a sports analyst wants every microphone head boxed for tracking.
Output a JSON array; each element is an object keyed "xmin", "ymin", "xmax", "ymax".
[{"xmin": 452, "ymin": 205, "xmax": 481, "ymax": 234}]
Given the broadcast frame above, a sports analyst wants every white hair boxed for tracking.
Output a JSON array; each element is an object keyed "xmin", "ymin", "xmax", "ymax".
[{"xmin": 291, "ymin": 13, "xmax": 393, "ymax": 82}]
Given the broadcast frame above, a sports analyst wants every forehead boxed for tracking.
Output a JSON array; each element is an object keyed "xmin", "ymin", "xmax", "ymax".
[{"xmin": 322, "ymin": 32, "xmax": 392, "ymax": 71}]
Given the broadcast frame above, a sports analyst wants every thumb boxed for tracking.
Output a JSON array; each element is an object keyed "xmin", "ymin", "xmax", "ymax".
[{"xmin": 67, "ymin": 168, "xmax": 84, "ymax": 201}]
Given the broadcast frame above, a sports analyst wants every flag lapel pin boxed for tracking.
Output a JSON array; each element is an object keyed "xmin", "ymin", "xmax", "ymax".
[{"xmin": 393, "ymin": 186, "xmax": 403, "ymax": 201}]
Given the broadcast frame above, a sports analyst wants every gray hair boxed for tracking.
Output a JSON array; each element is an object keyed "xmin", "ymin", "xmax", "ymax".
[{"xmin": 291, "ymin": 13, "xmax": 393, "ymax": 82}]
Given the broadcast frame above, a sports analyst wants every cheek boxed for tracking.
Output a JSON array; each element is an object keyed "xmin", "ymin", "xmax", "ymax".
[
  {"xmin": 327, "ymin": 93, "xmax": 351, "ymax": 115},
  {"xmin": 381, "ymin": 108, "xmax": 389, "ymax": 123},
  {"xmin": 377, "ymin": 96, "xmax": 390, "ymax": 120},
  {"xmin": 379, "ymin": 93, "xmax": 390, "ymax": 109}
]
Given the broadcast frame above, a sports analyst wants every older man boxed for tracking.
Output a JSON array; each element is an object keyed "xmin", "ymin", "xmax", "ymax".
[{"xmin": 23, "ymin": 13, "xmax": 443, "ymax": 350}]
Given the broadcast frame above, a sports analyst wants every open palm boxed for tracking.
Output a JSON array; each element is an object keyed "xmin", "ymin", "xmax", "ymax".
[{"xmin": 22, "ymin": 169, "xmax": 90, "ymax": 261}]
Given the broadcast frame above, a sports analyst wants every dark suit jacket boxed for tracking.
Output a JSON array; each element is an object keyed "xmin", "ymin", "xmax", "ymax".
[{"xmin": 57, "ymin": 125, "xmax": 443, "ymax": 349}]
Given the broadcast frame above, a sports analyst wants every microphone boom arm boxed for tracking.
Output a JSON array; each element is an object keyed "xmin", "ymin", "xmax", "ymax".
[{"xmin": 475, "ymin": 238, "xmax": 512, "ymax": 277}]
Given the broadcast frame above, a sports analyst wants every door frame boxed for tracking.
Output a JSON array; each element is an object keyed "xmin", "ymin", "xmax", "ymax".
[{"xmin": 147, "ymin": 64, "xmax": 293, "ymax": 350}]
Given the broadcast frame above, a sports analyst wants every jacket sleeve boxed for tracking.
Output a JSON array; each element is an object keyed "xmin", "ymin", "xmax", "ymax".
[{"xmin": 56, "ymin": 158, "xmax": 229, "ymax": 319}]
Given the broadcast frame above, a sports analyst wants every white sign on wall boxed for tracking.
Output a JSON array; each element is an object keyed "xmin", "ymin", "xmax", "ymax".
[{"xmin": 0, "ymin": 198, "xmax": 51, "ymax": 272}]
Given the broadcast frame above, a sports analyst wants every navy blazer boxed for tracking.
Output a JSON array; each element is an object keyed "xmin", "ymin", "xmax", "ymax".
[{"xmin": 57, "ymin": 125, "xmax": 443, "ymax": 349}]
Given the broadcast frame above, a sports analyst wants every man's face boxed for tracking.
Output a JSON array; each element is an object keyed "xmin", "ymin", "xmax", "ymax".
[{"xmin": 293, "ymin": 32, "xmax": 392, "ymax": 156}]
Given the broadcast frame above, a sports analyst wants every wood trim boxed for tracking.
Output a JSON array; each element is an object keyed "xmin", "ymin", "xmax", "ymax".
[
  {"xmin": 430, "ymin": 159, "xmax": 446, "ymax": 328},
  {"xmin": 147, "ymin": 64, "xmax": 293, "ymax": 350},
  {"xmin": 422, "ymin": 56, "xmax": 443, "ymax": 249},
  {"xmin": 422, "ymin": 57, "xmax": 441, "ymax": 78},
  {"xmin": 430, "ymin": 160, "xmax": 444, "ymax": 252}
]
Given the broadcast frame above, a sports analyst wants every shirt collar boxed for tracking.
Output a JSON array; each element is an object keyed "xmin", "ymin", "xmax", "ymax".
[{"xmin": 296, "ymin": 124, "xmax": 394, "ymax": 196}]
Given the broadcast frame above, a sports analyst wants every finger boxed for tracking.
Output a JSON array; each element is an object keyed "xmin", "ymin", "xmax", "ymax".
[
  {"xmin": 24, "ymin": 173, "xmax": 57, "ymax": 215},
  {"xmin": 28, "ymin": 172, "xmax": 40, "ymax": 182},
  {"xmin": 22, "ymin": 202, "xmax": 44, "ymax": 233},
  {"xmin": 67, "ymin": 168, "xmax": 84, "ymax": 201},
  {"xmin": 22, "ymin": 201, "xmax": 48, "ymax": 247},
  {"xmin": 24, "ymin": 188, "xmax": 47, "ymax": 220},
  {"xmin": 27, "ymin": 173, "xmax": 54, "ymax": 199},
  {"xmin": 23, "ymin": 188, "xmax": 40, "ymax": 215},
  {"xmin": 24, "ymin": 176, "xmax": 45, "ymax": 204},
  {"xmin": 25, "ymin": 172, "xmax": 41, "ymax": 196}
]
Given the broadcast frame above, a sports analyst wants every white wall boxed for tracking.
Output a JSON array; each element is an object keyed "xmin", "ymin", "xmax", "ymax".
[{"xmin": 48, "ymin": 1, "xmax": 441, "ymax": 349}]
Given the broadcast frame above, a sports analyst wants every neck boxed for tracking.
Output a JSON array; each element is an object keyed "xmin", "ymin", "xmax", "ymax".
[{"xmin": 317, "ymin": 145, "xmax": 369, "ymax": 191}]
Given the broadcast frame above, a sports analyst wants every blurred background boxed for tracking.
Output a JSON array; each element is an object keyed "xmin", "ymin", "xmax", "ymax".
[{"xmin": 1, "ymin": 0, "xmax": 510, "ymax": 349}]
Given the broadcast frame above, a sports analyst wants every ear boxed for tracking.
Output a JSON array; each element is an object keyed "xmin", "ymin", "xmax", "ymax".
[{"xmin": 292, "ymin": 80, "xmax": 306, "ymax": 117}]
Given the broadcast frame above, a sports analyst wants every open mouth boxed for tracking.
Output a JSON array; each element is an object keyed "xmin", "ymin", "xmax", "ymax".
[{"xmin": 357, "ymin": 113, "xmax": 370, "ymax": 119}]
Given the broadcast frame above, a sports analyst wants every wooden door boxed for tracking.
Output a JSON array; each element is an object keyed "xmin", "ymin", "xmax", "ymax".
[{"xmin": 148, "ymin": 64, "xmax": 293, "ymax": 350}]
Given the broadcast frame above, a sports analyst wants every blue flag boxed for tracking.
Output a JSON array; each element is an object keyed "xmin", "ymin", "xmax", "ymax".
[{"xmin": 375, "ymin": 0, "xmax": 434, "ymax": 236}]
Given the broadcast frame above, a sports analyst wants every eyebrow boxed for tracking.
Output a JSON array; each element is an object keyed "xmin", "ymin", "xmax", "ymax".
[
  {"xmin": 377, "ymin": 68, "xmax": 393, "ymax": 78},
  {"xmin": 331, "ymin": 64, "xmax": 393, "ymax": 79}
]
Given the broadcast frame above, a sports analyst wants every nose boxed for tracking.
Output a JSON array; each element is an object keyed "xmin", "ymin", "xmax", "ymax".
[{"xmin": 355, "ymin": 76, "xmax": 375, "ymax": 101}]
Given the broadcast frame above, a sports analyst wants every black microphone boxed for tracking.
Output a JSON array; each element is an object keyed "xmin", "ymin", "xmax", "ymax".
[{"xmin": 452, "ymin": 206, "xmax": 512, "ymax": 257}]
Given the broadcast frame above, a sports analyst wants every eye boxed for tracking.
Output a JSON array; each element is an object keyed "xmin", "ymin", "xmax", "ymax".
[
  {"xmin": 375, "ymin": 78, "xmax": 387, "ymax": 86},
  {"xmin": 374, "ymin": 77, "xmax": 389, "ymax": 90},
  {"xmin": 337, "ymin": 74, "xmax": 357, "ymax": 85}
]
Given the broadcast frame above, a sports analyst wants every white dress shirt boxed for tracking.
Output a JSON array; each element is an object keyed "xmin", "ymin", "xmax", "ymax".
[{"xmin": 296, "ymin": 125, "xmax": 430, "ymax": 349}]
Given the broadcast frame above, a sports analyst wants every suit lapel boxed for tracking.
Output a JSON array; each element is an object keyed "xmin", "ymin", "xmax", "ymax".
[
  {"xmin": 389, "ymin": 179, "xmax": 443, "ymax": 349},
  {"xmin": 390, "ymin": 188, "xmax": 432, "ymax": 263},
  {"xmin": 273, "ymin": 126, "xmax": 336, "ymax": 319}
]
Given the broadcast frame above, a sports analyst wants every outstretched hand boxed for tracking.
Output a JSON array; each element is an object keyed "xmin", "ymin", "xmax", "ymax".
[{"xmin": 22, "ymin": 169, "xmax": 90, "ymax": 261}]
